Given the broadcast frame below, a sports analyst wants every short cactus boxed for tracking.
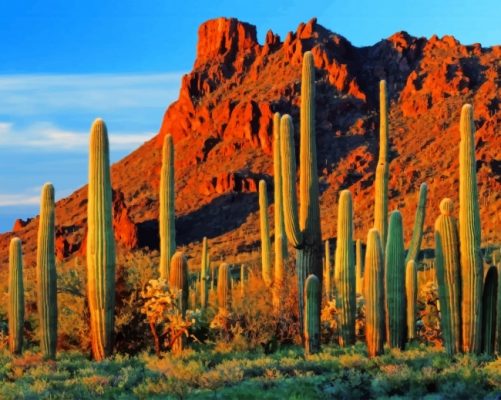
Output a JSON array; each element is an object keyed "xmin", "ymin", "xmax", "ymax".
[
  {"xmin": 405, "ymin": 260, "xmax": 417, "ymax": 340},
  {"xmin": 304, "ymin": 274, "xmax": 320, "ymax": 356},
  {"xmin": 160, "ymin": 134, "xmax": 176, "ymax": 280},
  {"xmin": 364, "ymin": 229, "xmax": 385, "ymax": 357},
  {"xmin": 385, "ymin": 210, "xmax": 406, "ymax": 349},
  {"xmin": 87, "ymin": 118, "xmax": 116, "ymax": 361},
  {"xmin": 405, "ymin": 183, "xmax": 428, "ymax": 265},
  {"xmin": 218, "ymin": 263, "xmax": 231, "ymax": 311},
  {"xmin": 259, "ymin": 180, "xmax": 272, "ymax": 286},
  {"xmin": 37, "ymin": 183, "xmax": 57, "ymax": 359},
  {"xmin": 335, "ymin": 190, "xmax": 356, "ymax": 346},
  {"xmin": 169, "ymin": 251, "xmax": 189, "ymax": 315},
  {"xmin": 8, "ymin": 237, "xmax": 24, "ymax": 355}
]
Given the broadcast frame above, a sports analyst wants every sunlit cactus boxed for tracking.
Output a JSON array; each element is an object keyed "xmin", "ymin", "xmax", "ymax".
[
  {"xmin": 259, "ymin": 180, "xmax": 272, "ymax": 286},
  {"xmin": 385, "ymin": 210, "xmax": 406, "ymax": 349},
  {"xmin": 364, "ymin": 229, "xmax": 384, "ymax": 357},
  {"xmin": 406, "ymin": 183, "xmax": 428, "ymax": 265},
  {"xmin": 200, "ymin": 237, "xmax": 209, "ymax": 309},
  {"xmin": 304, "ymin": 274, "xmax": 320, "ymax": 356},
  {"xmin": 405, "ymin": 260, "xmax": 417, "ymax": 341},
  {"xmin": 324, "ymin": 239, "xmax": 332, "ymax": 300},
  {"xmin": 218, "ymin": 263, "xmax": 231, "ymax": 311},
  {"xmin": 240, "ymin": 264, "xmax": 246, "ymax": 297},
  {"xmin": 280, "ymin": 51, "xmax": 322, "ymax": 335},
  {"xmin": 169, "ymin": 251, "xmax": 189, "ymax": 315},
  {"xmin": 459, "ymin": 104, "xmax": 482, "ymax": 354},
  {"xmin": 434, "ymin": 198, "xmax": 461, "ymax": 354},
  {"xmin": 8, "ymin": 237, "xmax": 24, "ymax": 355},
  {"xmin": 356, "ymin": 239, "xmax": 364, "ymax": 296},
  {"xmin": 159, "ymin": 134, "xmax": 176, "ymax": 280},
  {"xmin": 481, "ymin": 266, "xmax": 498, "ymax": 355},
  {"xmin": 37, "ymin": 182, "xmax": 57, "ymax": 359},
  {"xmin": 374, "ymin": 80, "xmax": 389, "ymax": 247},
  {"xmin": 335, "ymin": 190, "xmax": 355, "ymax": 346},
  {"xmin": 87, "ymin": 118, "xmax": 116, "ymax": 361}
]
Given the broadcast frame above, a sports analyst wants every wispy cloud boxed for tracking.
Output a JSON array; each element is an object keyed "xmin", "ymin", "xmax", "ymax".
[{"xmin": 0, "ymin": 194, "xmax": 40, "ymax": 207}]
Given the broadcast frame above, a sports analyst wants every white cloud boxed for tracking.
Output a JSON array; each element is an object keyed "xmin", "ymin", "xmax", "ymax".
[{"xmin": 0, "ymin": 194, "xmax": 40, "ymax": 207}]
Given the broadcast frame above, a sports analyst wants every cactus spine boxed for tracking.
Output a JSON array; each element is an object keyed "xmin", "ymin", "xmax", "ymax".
[
  {"xmin": 406, "ymin": 183, "xmax": 428, "ymax": 264},
  {"xmin": 218, "ymin": 263, "xmax": 231, "ymax": 311},
  {"xmin": 385, "ymin": 210, "xmax": 406, "ymax": 349},
  {"xmin": 280, "ymin": 51, "xmax": 322, "ymax": 335},
  {"xmin": 160, "ymin": 134, "xmax": 176, "ymax": 280},
  {"xmin": 304, "ymin": 274, "xmax": 320, "ymax": 355},
  {"xmin": 8, "ymin": 238, "xmax": 24, "ymax": 355},
  {"xmin": 335, "ymin": 190, "xmax": 356, "ymax": 346},
  {"xmin": 87, "ymin": 118, "xmax": 116, "ymax": 361},
  {"xmin": 481, "ymin": 266, "xmax": 498, "ymax": 355},
  {"xmin": 273, "ymin": 112, "xmax": 287, "ymax": 286},
  {"xmin": 374, "ymin": 80, "xmax": 389, "ymax": 247},
  {"xmin": 36, "ymin": 183, "xmax": 57, "ymax": 359},
  {"xmin": 364, "ymin": 229, "xmax": 384, "ymax": 357},
  {"xmin": 405, "ymin": 260, "xmax": 417, "ymax": 340},
  {"xmin": 459, "ymin": 104, "xmax": 482, "ymax": 354},
  {"xmin": 324, "ymin": 240, "xmax": 332, "ymax": 300},
  {"xmin": 356, "ymin": 239, "xmax": 364, "ymax": 296},
  {"xmin": 169, "ymin": 251, "xmax": 189, "ymax": 315},
  {"xmin": 200, "ymin": 237, "xmax": 209, "ymax": 309},
  {"xmin": 259, "ymin": 180, "xmax": 273, "ymax": 286},
  {"xmin": 434, "ymin": 198, "xmax": 461, "ymax": 354}
]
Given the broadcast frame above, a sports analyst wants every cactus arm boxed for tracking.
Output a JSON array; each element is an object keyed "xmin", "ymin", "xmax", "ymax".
[
  {"xmin": 259, "ymin": 180, "xmax": 273, "ymax": 286},
  {"xmin": 406, "ymin": 183, "xmax": 428, "ymax": 264}
]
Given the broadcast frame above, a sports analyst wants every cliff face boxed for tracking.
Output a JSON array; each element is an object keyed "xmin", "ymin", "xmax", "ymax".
[{"xmin": 1, "ymin": 17, "xmax": 499, "ymax": 268}]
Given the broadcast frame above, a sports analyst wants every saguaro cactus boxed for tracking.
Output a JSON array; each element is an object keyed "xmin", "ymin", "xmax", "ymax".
[
  {"xmin": 335, "ymin": 190, "xmax": 356, "ymax": 346},
  {"xmin": 459, "ymin": 104, "xmax": 482, "ymax": 354},
  {"xmin": 324, "ymin": 240, "xmax": 332, "ymax": 300},
  {"xmin": 434, "ymin": 198, "xmax": 461, "ymax": 354},
  {"xmin": 374, "ymin": 80, "xmax": 389, "ymax": 247},
  {"xmin": 497, "ymin": 262, "xmax": 501, "ymax": 354},
  {"xmin": 9, "ymin": 237, "xmax": 24, "ymax": 355},
  {"xmin": 218, "ymin": 263, "xmax": 231, "ymax": 311},
  {"xmin": 273, "ymin": 112, "xmax": 287, "ymax": 286},
  {"xmin": 406, "ymin": 183, "xmax": 428, "ymax": 264},
  {"xmin": 482, "ymin": 266, "xmax": 498, "ymax": 355},
  {"xmin": 169, "ymin": 251, "xmax": 189, "ymax": 315},
  {"xmin": 280, "ymin": 52, "xmax": 322, "ymax": 335},
  {"xmin": 37, "ymin": 183, "xmax": 57, "ymax": 359},
  {"xmin": 200, "ymin": 237, "xmax": 209, "ymax": 309},
  {"xmin": 356, "ymin": 239, "xmax": 364, "ymax": 296},
  {"xmin": 160, "ymin": 134, "xmax": 176, "ymax": 279},
  {"xmin": 87, "ymin": 118, "xmax": 116, "ymax": 361},
  {"xmin": 405, "ymin": 260, "xmax": 417, "ymax": 340},
  {"xmin": 304, "ymin": 274, "xmax": 320, "ymax": 355},
  {"xmin": 259, "ymin": 180, "xmax": 273, "ymax": 286},
  {"xmin": 385, "ymin": 210, "xmax": 406, "ymax": 349},
  {"xmin": 364, "ymin": 229, "xmax": 384, "ymax": 357}
]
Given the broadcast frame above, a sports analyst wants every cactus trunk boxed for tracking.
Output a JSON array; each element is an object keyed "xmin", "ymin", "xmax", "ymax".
[
  {"xmin": 169, "ymin": 251, "xmax": 189, "ymax": 316},
  {"xmin": 9, "ymin": 238, "xmax": 24, "ymax": 355},
  {"xmin": 259, "ymin": 180, "xmax": 273, "ymax": 286},
  {"xmin": 335, "ymin": 190, "xmax": 356, "ymax": 346},
  {"xmin": 159, "ymin": 134, "xmax": 176, "ymax": 280},
  {"xmin": 434, "ymin": 198, "xmax": 462, "ymax": 354},
  {"xmin": 218, "ymin": 263, "xmax": 231, "ymax": 312},
  {"xmin": 482, "ymin": 266, "xmax": 498, "ymax": 355},
  {"xmin": 364, "ymin": 229, "xmax": 385, "ymax": 357},
  {"xmin": 356, "ymin": 239, "xmax": 364, "ymax": 296},
  {"xmin": 37, "ymin": 183, "xmax": 58, "ymax": 359},
  {"xmin": 405, "ymin": 183, "xmax": 428, "ymax": 264},
  {"xmin": 405, "ymin": 260, "xmax": 417, "ymax": 340},
  {"xmin": 385, "ymin": 210, "xmax": 406, "ymax": 349},
  {"xmin": 304, "ymin": 274, "xmax": 320, "ymax": 355},
  {"xmin": 200, "ymin": 237, "xmax": 209, "ymax": 309},
  {"xmin": 459, "ymin": 104, "xmax": 483, "ymax": 354},
  {"xmin": 87, "ymin": 119, "xmax": 116, "ymax": 361},
  {"xmin": 324, "ymin": 240, "xmax": 331, "ymax": 300}
]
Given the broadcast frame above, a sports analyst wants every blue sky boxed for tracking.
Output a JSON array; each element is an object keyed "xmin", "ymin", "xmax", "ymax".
[{"xmin": 0, "ymin": 0, "xmax": 499, "ymax": 232}]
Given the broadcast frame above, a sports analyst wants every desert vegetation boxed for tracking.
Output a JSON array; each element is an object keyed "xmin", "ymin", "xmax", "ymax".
[{"xmin": 0, "ymin": 49, "xmax": 499, "ymax": 399}]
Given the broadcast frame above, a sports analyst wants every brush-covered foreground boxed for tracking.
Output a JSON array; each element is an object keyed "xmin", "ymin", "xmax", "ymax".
[{"xmin": 0, "ymin": 344, "xmax": 500, "ymax": 399}]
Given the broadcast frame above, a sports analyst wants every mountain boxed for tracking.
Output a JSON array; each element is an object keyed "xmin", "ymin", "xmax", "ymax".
[{"xmin": 0, "ymin": 17, "xmax": 499, "ymax": 270}]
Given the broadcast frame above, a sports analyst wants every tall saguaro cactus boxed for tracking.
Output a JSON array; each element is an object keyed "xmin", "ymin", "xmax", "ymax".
[
  {"xmin": 405, "ymin": 260, "xmax": 417, "ymax": 340},
  {"xmin": 259, "ymin": 180, "xmax": 273, "ymax": 286},
  {"xmin": 335, "ymin": 190, "xmax": 356, "ymax": 346},
  {"xmin": 374, "ymin": 80, "xmax": 389, "ymax": 247},
  {"xmin": 434, "ymin": 198, "xmax": 461, "ymax": 354},
  {"xmin": 200, "ymin": 237, "xmax": 209, "ymax": 309},
  {"xmin": 406, "ymin": 183, "xmax": 428, "ymax": 265},
  {"xmin": 9, "ymin": 237, "xmax": 24, "ymax": 355},
  {"xmin": 273, "ymin": 112, "xmax": 287, "ymax": 286},
  {"xmin": 87, "ymin": 118, "xmax": 116, "ymax": 361},
  {"xmin": 364, "ymin": 229, "xmax": 384, "ymax": 357},
  {"xmin": 459, "ymin": 104, "xmax": 482, "ymax": 354},
  {"xmin": 304, "ymin": 274, "xmax": 320, "ymax": 356},
  {"xmin": 218, "ymin": 263, "xmax": 231, "ymax": 311},
  {"xmin": 385, "ymin": 210, "xmax": 406, "ymax": 349},
  {"xmin": 280, "ymin": 51, "xmax": 322, "ymax": 335},
  {"xmin": 160, "ymin": 134, "xmax": 176, "ymax": 279},
  {"xmin": 37, "ymin": 183, "xmax": 57, "ymax": 359}
]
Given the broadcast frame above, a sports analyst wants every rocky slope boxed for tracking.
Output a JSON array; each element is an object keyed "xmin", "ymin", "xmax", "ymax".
[{"xmin": 1, "ymin": 17, "xmax": 499, "ymax": 270}]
